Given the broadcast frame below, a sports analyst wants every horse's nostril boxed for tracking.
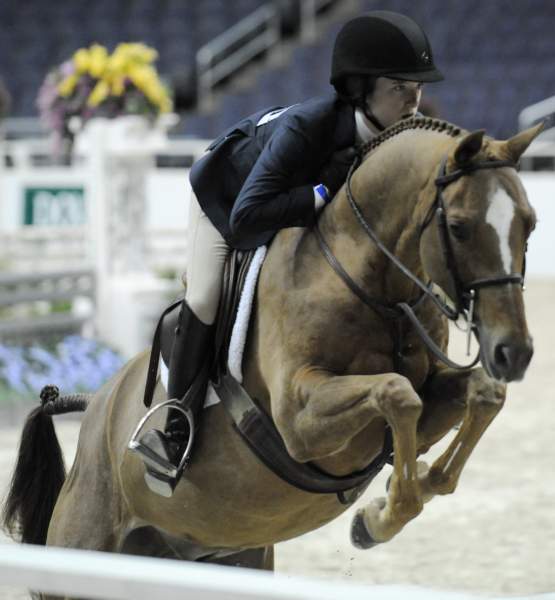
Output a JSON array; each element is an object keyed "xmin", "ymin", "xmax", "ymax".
[
  {"xmin": 494, "ymin": 343, "xmax": 510, "ymax": 369},
  {"xmin": 493, "ymin": 339, "xmax": 534, "ymax": 377}
]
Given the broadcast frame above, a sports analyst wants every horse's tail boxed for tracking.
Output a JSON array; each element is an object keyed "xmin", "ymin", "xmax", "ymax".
[{"xmin": 1, "ymin": 385, "xmax": 91, "ymax": 545}]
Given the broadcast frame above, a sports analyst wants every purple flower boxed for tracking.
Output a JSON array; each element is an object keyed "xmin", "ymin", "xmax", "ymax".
[
  {"xmin": 0, "ymin": 336, "xmax": 125, "ymax": 397},
  {"xmin": 60, "ymin": 60, "xmax": 75, "ymax": 77}
]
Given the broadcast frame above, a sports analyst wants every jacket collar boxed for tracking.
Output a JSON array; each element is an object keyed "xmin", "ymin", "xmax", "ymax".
[{"xmin": 332, "ymin": 92, "xmax": 356, "ymax": 149}]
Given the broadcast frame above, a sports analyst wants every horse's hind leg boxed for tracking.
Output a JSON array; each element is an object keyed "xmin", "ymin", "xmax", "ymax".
[
  {"xmin": 46, "ymin": 414, "xmax": 126, "ymax": 558},
  {"xmin": 41, "ymin": 466, "xmax": 125, "ymax": 600},
  {"xmin": 47, "ymin": 479, "xmax": 122, "ymax": 553},
  {"xmin": 204, "ymin": 546, "xmax": 274, "ymax": 571}
]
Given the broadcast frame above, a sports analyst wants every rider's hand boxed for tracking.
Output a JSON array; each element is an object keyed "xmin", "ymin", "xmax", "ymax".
[{"xmin": 318, "ymin": 146, "xmax": 358, "ymax": 198}]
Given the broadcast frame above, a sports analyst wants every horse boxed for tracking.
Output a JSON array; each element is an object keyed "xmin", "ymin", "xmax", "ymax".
[{"xmin": 2, "ymin": 117, "xmax": 542, "ymax": 598}]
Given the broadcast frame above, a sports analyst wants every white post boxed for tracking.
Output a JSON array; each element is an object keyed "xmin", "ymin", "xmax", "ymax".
[
  {"xmin": 83, "ymin": 119, "xmax": 111, "ymax": 348},
  {"xmin": 78, "ymin": 115, "xmax": 179, "ymax": 358}
]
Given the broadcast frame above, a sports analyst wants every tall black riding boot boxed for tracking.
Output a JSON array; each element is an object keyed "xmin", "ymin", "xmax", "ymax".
[{"xmin": 135, "ymin": 300, "xmax": 213, "ymax": 497}]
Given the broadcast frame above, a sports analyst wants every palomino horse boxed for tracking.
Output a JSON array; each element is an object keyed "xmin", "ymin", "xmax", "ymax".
[{"xmin": 3, "ymin": 118, "xmax": 541, "ymax": 595}]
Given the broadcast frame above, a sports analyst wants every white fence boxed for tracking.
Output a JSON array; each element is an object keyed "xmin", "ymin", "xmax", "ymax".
[
  {"xmin": 0, "ymin": 121, "xmax": 209, "ymax": 357},
  {"xmin": 1, "ymin": 544, "xmax": 552, "ymax": 600},
  {"xmin": 0, "ymin": 269, "xmax": 95, "ymax": 343}
]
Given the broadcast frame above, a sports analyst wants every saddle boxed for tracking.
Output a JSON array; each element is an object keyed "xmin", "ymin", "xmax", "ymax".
[
  {"xmin": 135, "ymin": 248, "xmax": 393, "ymax": 504},
  {"xmin": 158, "ymin": 249, "xmax": 257, "ymax": 387}
]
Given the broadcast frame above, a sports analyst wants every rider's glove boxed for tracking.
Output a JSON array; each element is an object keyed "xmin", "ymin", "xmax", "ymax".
[{"xmin": 318, "ymin": 146, "xmax": 358, "ymax": 198}]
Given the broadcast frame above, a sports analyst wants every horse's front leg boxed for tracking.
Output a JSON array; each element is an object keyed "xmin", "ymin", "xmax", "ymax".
[
  {"xmin": 417, "ymin": 366, "xmax": 506, "ymax": 500},
  {"xmin": 279, "ymin": 367, "xmax": 423, "ymax": 545}
]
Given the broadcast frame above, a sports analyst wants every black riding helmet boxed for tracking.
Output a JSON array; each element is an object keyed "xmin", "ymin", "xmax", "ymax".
[
  {"xmin": 331, "ymin": 11, "xmax": 444, "ymax": 86},
  {"xmin": 331, "ymin": 11, "xmax": 443, "ymax": 130}
]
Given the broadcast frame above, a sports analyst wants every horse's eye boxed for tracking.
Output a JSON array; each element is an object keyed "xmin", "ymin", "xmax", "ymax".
[{"xmin": 449, "ymin": 221, "xmax": 469, "ymax": 241}]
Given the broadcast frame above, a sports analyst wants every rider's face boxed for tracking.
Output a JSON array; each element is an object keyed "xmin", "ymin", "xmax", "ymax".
[{"xmin": 366, "ymin": 77, "xmax": 423, "ymax": 129}]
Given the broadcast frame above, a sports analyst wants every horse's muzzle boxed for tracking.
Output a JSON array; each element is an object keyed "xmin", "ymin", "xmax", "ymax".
[{"xmin": 480, "ymin": 334, "xmax": 534, "ymax": 382}]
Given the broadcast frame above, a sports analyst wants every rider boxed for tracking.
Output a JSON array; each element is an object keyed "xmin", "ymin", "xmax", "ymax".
[{"xmin": 135, "ymin": 10, "xmax": 444, "ymax": 496}]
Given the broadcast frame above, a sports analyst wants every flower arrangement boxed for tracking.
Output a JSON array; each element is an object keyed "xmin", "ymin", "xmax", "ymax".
[
  {"xmin": 0, "ymin": 336, "xmax": 124, "ymax": 399},
  {"xmin": 37, "ymin": 42, "xmax": 173, "ymax": 154}
]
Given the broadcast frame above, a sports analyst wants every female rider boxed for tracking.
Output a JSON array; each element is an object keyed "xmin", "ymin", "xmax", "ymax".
[{"xmin": 135, "ymin": 10, "xmax": 444, "ymax": 496}]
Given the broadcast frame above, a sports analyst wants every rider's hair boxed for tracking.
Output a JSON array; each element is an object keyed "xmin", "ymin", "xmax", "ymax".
[{"xmin": 335, "ymin": 75, "xmax": 377, "ymax": 109}]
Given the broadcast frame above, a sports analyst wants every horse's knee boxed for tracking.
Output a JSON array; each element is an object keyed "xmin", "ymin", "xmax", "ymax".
[
  {"xmin": 468, "ymin": 376, "xmax": 506, "ymax": 417},
  {"xmin": 377, "ymin": 375, "xmax": 422, "ymax": 421}
]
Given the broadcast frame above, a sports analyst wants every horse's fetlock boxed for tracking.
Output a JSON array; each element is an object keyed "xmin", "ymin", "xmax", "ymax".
[
  {"xmin": 391, "ymin": 494, "xmax": 423, "ymax": 521},
  {"xmin": 428, "ymin": 466, "xmax": 456, "ymax": 495}
]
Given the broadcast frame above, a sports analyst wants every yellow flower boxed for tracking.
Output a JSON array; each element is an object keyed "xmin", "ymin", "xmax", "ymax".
[
  {"xmin": 73, "ymin": 48, "xmax": 90, "ymax": 74},
  {"xmin": 87, "ymin": 80, "xmax": 110, "ymax": 107},
  {"xmin": 58, "ymin": 74, "xmax": 79, "ymax": 97},
  {"xmin": 115, "ymin": 42, "xmax": 157, "ymax": 67},
  {"xmin": 107, "ymin": 52, "xmax": 128, "ymax": 76},
  {"xmin": 159, "ymin": 95, "xmax": 172, "ymax": 113},
  {"xmin": 145, "ymin": 84, "xmax": 172, "ymax": 113},
  {"xmin": 88, "ymin": 44, "xmax": 109, "ymax": 78},
  {"xmin": 111, "ymin": 76, "xmax": 125, "ymax": 96},
  {"xmin": 54, "ymin": 41, "xmax": 170, "ymax": 116},
  {"xmin": 128, "ymin": 65, "xmax": 157, "ymax": 92}
]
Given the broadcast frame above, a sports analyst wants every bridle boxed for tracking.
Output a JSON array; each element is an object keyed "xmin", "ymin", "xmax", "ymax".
[
  {"xmin": 421, "ymin": 156, "xmax": 524, "ymax": 313},
  {"xmin": 314, "ymin": 151, "xmax": 525, "ymax": 371}
]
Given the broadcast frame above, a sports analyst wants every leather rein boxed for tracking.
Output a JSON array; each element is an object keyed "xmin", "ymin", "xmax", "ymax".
[{"xmin": 314, "ymin": 152, "xmax": 524, "ymax": 371}]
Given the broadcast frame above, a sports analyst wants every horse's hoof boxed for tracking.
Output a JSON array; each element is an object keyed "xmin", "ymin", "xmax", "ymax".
[{"xmin": 350, "ymin": 509, "xmax": 380, "ymax": 550}]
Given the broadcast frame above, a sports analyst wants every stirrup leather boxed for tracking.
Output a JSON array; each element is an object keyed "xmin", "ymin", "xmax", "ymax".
[{"xmin": 128, "ymin": 399, "xmax": 195, "ymax": 482}]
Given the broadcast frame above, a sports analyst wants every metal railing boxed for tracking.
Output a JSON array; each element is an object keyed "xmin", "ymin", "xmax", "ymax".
[
  {"xmin": 519, "ymin": 95, "xmax": 555, "ymax": 133},
  {"xmin": 300, "ymin": 0, "xmax": 338, "ymax": 41},
  {"xmin": 196, "ymin": 4, "xmax": 281, "ymax": 106}
]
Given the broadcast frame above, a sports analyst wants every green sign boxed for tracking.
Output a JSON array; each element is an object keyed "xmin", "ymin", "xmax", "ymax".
[{"xmin": 24, "ymin": 187, "xmax": 86, "ymax": 226}]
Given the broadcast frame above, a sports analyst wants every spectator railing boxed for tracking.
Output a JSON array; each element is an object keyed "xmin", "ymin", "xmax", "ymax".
[
  {"xmin": 300, "ymin": 0, "xmax": 339, "ymax": 41},
  {"xmin": 196, "ymin": 4, "xmax": 281, "ymax": 106},
  {"xmin": 519, "ymin": 95, "xmax": 555, "ymax": 136}
]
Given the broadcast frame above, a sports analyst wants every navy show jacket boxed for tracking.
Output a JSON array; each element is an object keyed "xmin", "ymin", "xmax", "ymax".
[{"xmin": 189, "ymin": 92, "xmax": 356, "ymax": 250}]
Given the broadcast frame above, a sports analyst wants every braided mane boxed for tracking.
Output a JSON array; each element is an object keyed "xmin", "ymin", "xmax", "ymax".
[{"xmin": 359, "ymin": 116, "xmax": 464, "ymax": 157}]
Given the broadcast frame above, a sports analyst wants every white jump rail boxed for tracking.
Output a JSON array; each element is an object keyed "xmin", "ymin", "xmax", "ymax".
[{"xmin": 0, "ymin": 544, "xmax": 554, "ymax": 600}]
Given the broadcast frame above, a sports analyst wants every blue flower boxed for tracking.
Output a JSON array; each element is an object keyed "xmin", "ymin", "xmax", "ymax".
[{"xmin": 0, "ymin": 336, "xmax": 125, "ymax": 398}]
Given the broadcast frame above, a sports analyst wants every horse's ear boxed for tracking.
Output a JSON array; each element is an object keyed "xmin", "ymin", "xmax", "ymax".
[
  {"xmin": 503, "ymin": 122, "xmax": 544, "ymax": 163},
  {"xmin": 453, "ymin": 130, "xmax": 485, "ymax": 166}
]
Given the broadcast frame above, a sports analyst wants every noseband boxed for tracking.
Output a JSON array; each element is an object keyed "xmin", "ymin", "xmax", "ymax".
[{"xmin": 314, "ymin": 151, "xmax": 524, "ymax": 371}]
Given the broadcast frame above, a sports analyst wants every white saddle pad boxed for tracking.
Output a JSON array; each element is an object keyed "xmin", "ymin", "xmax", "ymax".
[{"xmin": 160, "ymin": 246, "xmax": 267, "ymax": 407}]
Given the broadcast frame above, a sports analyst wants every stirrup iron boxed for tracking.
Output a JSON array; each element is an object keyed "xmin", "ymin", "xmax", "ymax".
[{"xmin": 128, "ymin": 398, "xmax": 195, "ymax": 496}]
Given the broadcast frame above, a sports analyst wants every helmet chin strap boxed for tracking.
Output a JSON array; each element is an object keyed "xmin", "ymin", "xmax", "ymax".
[{"xmin": 361, "ymin": 105, "xmax": 386, "ymax": 132}]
